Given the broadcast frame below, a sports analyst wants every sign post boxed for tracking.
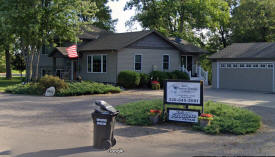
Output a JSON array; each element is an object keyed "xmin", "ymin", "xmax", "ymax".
[{"xmin": 163, "ymin": 80, "xmax": 204, "ymax": 123}]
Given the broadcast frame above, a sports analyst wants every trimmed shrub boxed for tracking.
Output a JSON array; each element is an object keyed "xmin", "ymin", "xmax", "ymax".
[
  {"xmin": 149, "ymin": 71, "xmax": 169, "ymax": 87},
  {"xmin": 5, "ymin": 81, "xmax": 121, "ymax": 96},
  {"xmin": 38, "ymin": 75, "xmax": 68, "ymax": 91},
  {"xmin": 152, "ymin": 83, "xmax": 160, "ymax": 90},
  {"xmin": 139, "ymin": 73, "xmax": 150, "ymax": 88},
  {"xmin": 56, "ymin": 81, "xmax": 121, "ymax": 96},
  {"xmin": 171, "ymin": 70, "xmax": 190, "ymax": 80},
  {"xmin": 5, "ymin": 83, "xmax": 42, "ymax": 95},
  {"xmin": 118, "ymin": 71, "xmax": 140, "ymax": 89},
  {"xmin": 150, "ymin": 70, "xmax": 190, "ymax": 87}
]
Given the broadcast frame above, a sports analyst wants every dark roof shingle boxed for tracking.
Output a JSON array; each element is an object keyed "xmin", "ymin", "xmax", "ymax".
[
  {"xmin": 79, "ymin": 31, "xmax": 152, "ymax": 51},
  {"xmin": 209, "ymin": 42, "xmax": 275, "ymax": 59}
]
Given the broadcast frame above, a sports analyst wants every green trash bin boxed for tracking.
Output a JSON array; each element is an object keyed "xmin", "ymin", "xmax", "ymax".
[{"xmin": 92, "ymin": 100, "xmax": 119, "ymax": 150}]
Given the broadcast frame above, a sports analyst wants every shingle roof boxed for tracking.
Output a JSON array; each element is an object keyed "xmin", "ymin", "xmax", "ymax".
[
  {"xmin": 174, "ymin": 42, "xmax": 208, "ymax": 54},
  {"xmin": 79, "ymin": 30, "xmax": 152, "ymax": 51},
  {"xmin": 79, "ymin": 30, "xmax": 208, "ymax": 54},
  {"xmin": 209, "ymin": 42, "xmax": 275, "ymax": 59},
  {"xmin": 48, "ymin": 47, "xmax": 67, "ymax": 57},
  {"xmin": 78, "ymin": 25, "xmax": 107, "ymax": 40}
]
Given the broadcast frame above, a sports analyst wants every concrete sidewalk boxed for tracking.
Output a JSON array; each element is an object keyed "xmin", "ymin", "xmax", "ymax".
[{"xmin": 0, "ymin": 88, "xmax": 275, "ymax": 157}]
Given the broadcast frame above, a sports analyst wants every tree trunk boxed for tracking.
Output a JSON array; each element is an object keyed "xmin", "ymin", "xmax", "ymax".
[
  {"xmin": 219, "ymin": 26, "xmax": 227, "ymax": 48},
  {"xmin": 24, "ymin": 47, "xmax": 34, "ymax": 82},
  {"xmin": 29, "ymin": 49, "xmax": 34, "ymax": 82},
  {"xmin": 34, "ymin": 48, "xmax": 41, "ymax": 81},
  {"xmin": 5, "ymin": 48, "xmax": 12, "ymax": 79}
]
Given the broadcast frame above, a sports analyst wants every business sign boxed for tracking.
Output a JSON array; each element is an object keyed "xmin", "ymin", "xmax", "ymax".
[
  {"xmin": 167, "ymin": 108, "xmax": 200, "ymax": 123},
  {"xmin": 164, "ymin": 80, "xmax": 203, "ymax": 106}
]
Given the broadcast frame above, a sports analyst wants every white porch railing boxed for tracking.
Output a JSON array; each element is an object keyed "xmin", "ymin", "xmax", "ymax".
[
  {"xmin": 181, "ymin": 66, "xmax": 191, "ymax": 79},
  {"xmin": 198, "ymin": 66, "xmax": 208, "ymax": 85},
  {"xmin": 180, "ymin": 65, "xmax": 208, "ymax": 85}
]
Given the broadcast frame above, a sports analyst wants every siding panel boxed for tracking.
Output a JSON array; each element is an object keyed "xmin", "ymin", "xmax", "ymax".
[
  {"xmin": 117, "ymin": 48, "xmax": 181, "ymax": 74},
  {"xmin": 128, "ymin": 33, "xmax": 173, "ymax": 49}
]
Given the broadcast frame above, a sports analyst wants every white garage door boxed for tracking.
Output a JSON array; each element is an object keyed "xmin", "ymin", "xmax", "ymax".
[{"xmin": 217, "ymin": 62, "xmax": 274, "ymax": 92}]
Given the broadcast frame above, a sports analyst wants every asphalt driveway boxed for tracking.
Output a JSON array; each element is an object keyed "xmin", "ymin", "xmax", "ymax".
[{"xmin": 0, "ymin": 88, "xmax": 275, "ymax": 157}]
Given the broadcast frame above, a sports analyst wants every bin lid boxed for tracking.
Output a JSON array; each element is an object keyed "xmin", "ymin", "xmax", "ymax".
[{"xmin": 94, "ymin": 100, "xmax": 118, "ymax": 114}]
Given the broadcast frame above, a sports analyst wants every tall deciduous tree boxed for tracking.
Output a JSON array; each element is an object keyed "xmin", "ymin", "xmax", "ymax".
[
  {"xmin": 231, "ymin": 0, "xmax": 275, "ymax": 42},
  {"xmin": 0, "ymin": 0, "xmax": 97, "ymax": 82},
  {"xmin": 0, "ymin": 13, "xmax": 15, "ymax": 79},
  {"xmin": 83, "ymin": 0, "xmax": 117, "ymax": 31},
  {"xmin": 125, "ymin": 0, "xmax": 230, "ymax": 46}
]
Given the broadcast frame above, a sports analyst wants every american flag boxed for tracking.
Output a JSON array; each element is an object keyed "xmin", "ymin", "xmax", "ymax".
[{"xmin": 66, "ymin": 45, "xmax": 78, "ymax": 58}]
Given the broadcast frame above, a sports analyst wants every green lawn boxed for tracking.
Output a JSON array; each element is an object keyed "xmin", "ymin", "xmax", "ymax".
[
  {"xmin": 115, "ymin": 100, "xmax": 261, "ymax": 135},
  {"xmin": 0, "ymin": 77, "xmax": 23, "ymax": 92},
  {"xmin": 11, "ymin": 70, "xmax": 26, "ymax": 74}
]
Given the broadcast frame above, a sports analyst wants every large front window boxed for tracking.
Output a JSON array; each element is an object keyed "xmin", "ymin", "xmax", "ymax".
[{"xmin": 87, "ymin": 55, "xmax": 107, "ymax": 73}]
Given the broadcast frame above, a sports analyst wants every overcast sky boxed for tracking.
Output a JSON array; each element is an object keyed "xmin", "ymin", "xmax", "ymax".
[{"xmin": 107, "ymin": 0, "xmax": 142, "ymax": 33}]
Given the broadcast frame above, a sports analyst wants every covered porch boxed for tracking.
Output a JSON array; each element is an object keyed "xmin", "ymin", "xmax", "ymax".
[{"xmin": 46, "ymin": 47, "xmax": 81, "ymax": 80}]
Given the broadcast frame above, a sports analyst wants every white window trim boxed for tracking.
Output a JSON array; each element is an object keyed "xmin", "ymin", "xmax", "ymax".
[
  {"xmin": 162, "ymin": 54, "xmax": 170, "ymax": 70},
  {"xmin": 134, "ymin": 54, "xmax": 142, "ymax": 72},
  {"xmin": 87, "ymin": 54, "xmax": 107, "ymax": 73}
]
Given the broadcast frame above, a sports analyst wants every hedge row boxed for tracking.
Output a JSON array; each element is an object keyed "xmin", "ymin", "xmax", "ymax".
[
  {"xmin": 118, "ymin": 70, "xmax": 189, "ymax": 89},
  {"xmin": 5, "ymin": 75, "xmax": 121, "ymax": 96}
]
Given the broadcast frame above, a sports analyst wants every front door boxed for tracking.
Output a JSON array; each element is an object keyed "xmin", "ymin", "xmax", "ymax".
[{"xmin": 181, "ymin": 56, "xmax": 193, "ymax": 72}]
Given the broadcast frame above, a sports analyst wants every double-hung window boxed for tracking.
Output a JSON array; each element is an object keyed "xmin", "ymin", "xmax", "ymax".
[
  {"xmin": 134, "ymin": 55, "xmax": 142, "ymax": 71},
  {"xmin": 163, "ymin": 55, "xmax": 169, "ymax": 70},
  {"xmin": 87, "ymin": 55, "xmax": 107, "ymax": 73}
]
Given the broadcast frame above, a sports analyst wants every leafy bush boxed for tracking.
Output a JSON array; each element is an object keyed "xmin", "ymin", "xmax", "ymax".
[
  {"xmin": 56, "ymin": 81, "xmax": 121, "ymax": 96},
  {"xmin": 115, "ymin": 99, "xmax": 162, "ymax": 125},
  {"xmin": 150, "ymin": 71, "xmax": 169, "ymax": 87},
  {"xmin": 170, "ymin": 70, "xmax": 190, "ymax": 80},
  {"xmin": 139, "ymin": 73, "xmax": 150, "ymax": 88},
  {"xmin": 116, "ymin": 100, "xmax": 261, "ymax": 135},
  {"xmin": 5, "ymin": 83, "xmax": 42, "ymax": 95},
  {"xmin": 5, "ymin": 80, "xmax": 121, "ymax": 96},
  {"xmin": 38, "ymin": 75, "xmax": 68, "ymax": 91},
  {"xmin": 200, "ymin": 55, "xmax": 212, "ymax": 85},
  {"xmin": 150, "ymin": 70, "xmax": 190, "ymax": 87},
  {"xmin": 152, "ymin": 83, "xmax": 160, "ymax": 90},
  {"xmin": 118, "ymin": 71, "xmax": 140, "ymax": 89},
  {"xmin": 195, "ymin": 101, "xmax": 261, "ymax": 135}
]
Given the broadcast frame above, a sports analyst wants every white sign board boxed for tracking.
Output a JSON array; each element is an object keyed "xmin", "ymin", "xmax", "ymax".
[
  {"xmin": 168, "ymin": 109, "xmax": 199, "ymax": 123},
  {"xmin": 165, "ymin": 81, "xmax": 201, "ymax": 105}
]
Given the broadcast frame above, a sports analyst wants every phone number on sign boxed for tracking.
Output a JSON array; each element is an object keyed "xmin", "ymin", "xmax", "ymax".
[{"xmin": 168, "ymin": 98, "xmax": 199, "ymax": 103}]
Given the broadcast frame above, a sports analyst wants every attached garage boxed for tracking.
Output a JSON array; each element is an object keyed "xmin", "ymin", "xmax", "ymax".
[{"xmin": 209, "ymin": 43, "xmax": 275, "ymax": 92}]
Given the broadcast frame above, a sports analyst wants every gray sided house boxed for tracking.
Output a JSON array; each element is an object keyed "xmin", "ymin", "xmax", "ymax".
[
  {"xmin": 39, "ymin": 27, "xmax": 208, "ymax": 84},
  {"xmin": 209, "ymin": 42, "xmax": 275, "ymax": 92}
]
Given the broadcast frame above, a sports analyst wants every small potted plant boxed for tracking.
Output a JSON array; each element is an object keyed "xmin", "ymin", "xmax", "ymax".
[
  {"xmin": 149, "ymin": 109, "xmax": 161, "ymax": 124},
  {"xmin": 199, "ymin": 113, "xmax": 214, "ymax": 127},
  {"xmin": 151, "ymin": 80, "xmax": 160, "ymax": 90}
]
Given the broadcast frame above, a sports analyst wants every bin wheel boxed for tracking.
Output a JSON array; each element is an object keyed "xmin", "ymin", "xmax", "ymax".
[
  {"xmin": 111, "ymin": 138, "xmax": 116, "ymax": 146},
  {"xmin": 103, "ymin": 140, "xmax": 112, "ymax": 150}
]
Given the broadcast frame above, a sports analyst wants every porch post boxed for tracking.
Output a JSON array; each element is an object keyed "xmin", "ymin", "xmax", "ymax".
[
  {"xmin": 71, "ymin": 60, "xmax": 73, "ymax": 80},
  {"xmin": 52, "ymin": 57, "xmax": 56, "ymax": 76}
]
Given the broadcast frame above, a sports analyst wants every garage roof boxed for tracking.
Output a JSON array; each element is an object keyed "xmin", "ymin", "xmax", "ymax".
[{"xmin": 209, "ymin": 42, "xmax": 275, "ymax": 59}]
